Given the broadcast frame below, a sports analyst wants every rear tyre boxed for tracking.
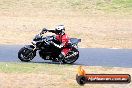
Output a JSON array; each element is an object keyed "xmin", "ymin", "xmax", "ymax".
[
  {"xmin": 18, "ymin": 46, "xmax": 36, "ymax": 62},
  {"xmin": 62, "ymin": 48, "xmax": 79, "ymax": 64}
]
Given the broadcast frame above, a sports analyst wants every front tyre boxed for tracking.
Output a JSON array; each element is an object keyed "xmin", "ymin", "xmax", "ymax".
[
  {"xmin": 62, "ymin": 48, "xmax": 79, "ymax": 64},
  {"xmin": 18, "ymin": 46, "xmax": 36, "ymax": 62}
]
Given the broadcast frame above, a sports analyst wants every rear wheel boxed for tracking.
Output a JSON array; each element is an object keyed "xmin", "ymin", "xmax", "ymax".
[
  {"xmin": 62, "ymin": 48, "xmax": 79, "ymax": 64},
  {"xmin": 18, "ymin": 46, "xmax": 36, "ymax": 62}
]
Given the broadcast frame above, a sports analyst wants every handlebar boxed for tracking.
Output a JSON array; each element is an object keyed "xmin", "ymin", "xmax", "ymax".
[
  {"xmin": 40, "ymin": 28, "xmax": 47, "ymax": 35},
  {"xmin": 42, "ymin": 36, "xmax": 54, "ymax": 45}
]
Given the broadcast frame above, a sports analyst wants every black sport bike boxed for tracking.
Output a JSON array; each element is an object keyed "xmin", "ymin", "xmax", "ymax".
[{"xmin": 18, "ymin": 29, "xmax": 81, "ymax": 64}]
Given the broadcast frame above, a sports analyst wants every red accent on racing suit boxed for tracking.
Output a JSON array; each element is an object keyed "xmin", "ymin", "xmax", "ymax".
[{"xmin": 56, "ymin": 34, "xmax": 71, "ymax": 56}]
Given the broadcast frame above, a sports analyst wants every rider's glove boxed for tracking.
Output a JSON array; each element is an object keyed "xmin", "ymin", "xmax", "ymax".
[{"xmin": 42, "ymin": 28, "xmax": 48, "ymax": 34}]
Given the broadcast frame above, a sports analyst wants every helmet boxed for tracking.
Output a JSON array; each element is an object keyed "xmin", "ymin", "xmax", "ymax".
[{"xmin": 55, "ymin": 25, "xmax": 65, "ymax": 34}]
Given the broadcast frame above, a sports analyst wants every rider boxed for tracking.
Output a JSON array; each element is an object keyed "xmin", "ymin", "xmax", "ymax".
[{"xmin": 42, "ymin": 25, "xmax": 71, "ymax": 62}]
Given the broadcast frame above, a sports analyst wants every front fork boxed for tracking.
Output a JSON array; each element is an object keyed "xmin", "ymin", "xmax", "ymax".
[
  {"xmin": 24, "ymin": 45, "xmax": 37, "ymax": 51},
  {"xmin": 24, "ymin": 45, "xmax": 37, "ymax": 58}
]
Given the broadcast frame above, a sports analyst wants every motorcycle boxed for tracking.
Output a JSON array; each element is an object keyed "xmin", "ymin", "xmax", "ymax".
[{"xmin": 18, "ymin": 29, "xmax": 81, "ymax": 64}]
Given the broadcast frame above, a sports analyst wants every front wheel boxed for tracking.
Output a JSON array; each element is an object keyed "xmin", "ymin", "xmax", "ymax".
[
  {"xmin": 62, "ymin": 48, "xmax": 79, "ymax": 64},
  {"xmin": 18, "ymin": 46, "xmax": 36, "ymax": 62}
]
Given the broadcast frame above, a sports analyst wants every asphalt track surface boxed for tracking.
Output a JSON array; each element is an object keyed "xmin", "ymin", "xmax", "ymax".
[{"xmin": 0, "ymin": 45, "xmax": 132, "ymax": 68}]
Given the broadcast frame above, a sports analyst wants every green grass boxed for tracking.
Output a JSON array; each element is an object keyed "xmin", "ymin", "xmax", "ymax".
[
  {"xmin": 0, "ymin": 62, "xmax": 82, "ymax": 88},
  {"xmin": 0, "ymin": 0, "xmax": 132, "ymax": 14},
  {"xmin": 96, "ymin": 0, "xmax": 132, "ymax": 13},
  {"xmin": 0, "ymin": 62, "xmax": 131, "ymax": 88},
  {"xmin": 0, "ymin": 62, "xmax": 72, "ymax": 73}
]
